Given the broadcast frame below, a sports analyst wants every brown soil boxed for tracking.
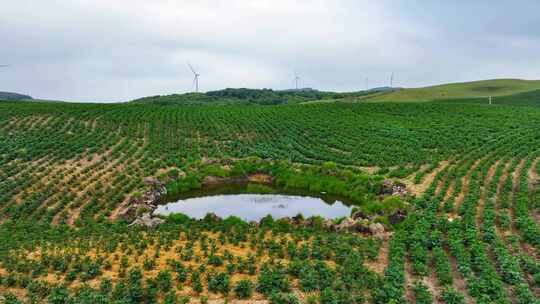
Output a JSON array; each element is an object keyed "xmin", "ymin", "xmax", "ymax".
[
  {"xmin": 475, "ymin": 160, "xmax": 500, "ymax": 226},
  {"xmin": 407, "ymin": 161, "xmax": 450, "ymax": 197},
  {"xmin": 455, "ymin": 158, "xmax": 483, "ymax": 211},
  {"xmin": 447, "ymin": 255, "xmax": 474, "ymax": 304},
  {"xmin": 365, "ymin": 238, "xmax": 390, "ymax": 275}
]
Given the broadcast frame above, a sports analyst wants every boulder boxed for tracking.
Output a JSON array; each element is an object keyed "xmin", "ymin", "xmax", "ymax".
[
  {"xmin": 143, "ymin": 176, "xmax": 160, "ymax": 186},
  {"xmin": 129, "ymin": 213, "xmax": 164, "ymax": 229},
  {"xmin": 369, "ymin": 223, "xmax": 385, "ymax": 235},
  {"xmin": 381, "ymin": 179, "xmax": 394, "ymax": 195},
  {"xmin": 351, "ymin": 210, "xmax": 368, "ymax": 220},
  {"xmin": 336, "ymin": 217, "xmax": 356, "ymax": 232},
  {"xmin": 118, "ymin": 205, "xmax": 138, "ymax": 222},
  {"xmin": 323, "ymin": 219, "xmax": 336, "ymax": 231},
  {"xmin": 389, "ymin": 210, "xmax": 407, "ymax": 225},
  {"xmin": 392, "ymin": 182, "xmax": 408, "ymax": 198},
  {"xmin": 291, "ymin": 214, "xmax": 304, "ymax": 225}
]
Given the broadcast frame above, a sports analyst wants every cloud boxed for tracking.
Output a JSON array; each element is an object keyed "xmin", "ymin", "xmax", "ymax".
[{"xmin": 0, "ymin": 0, "xmax": 539, "ymax": 102}]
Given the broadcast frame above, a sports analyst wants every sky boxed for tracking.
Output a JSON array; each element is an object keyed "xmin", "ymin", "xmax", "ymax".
[{"xmin": 1, "ymin": 0, "xmax": 540, "ymax": 102}]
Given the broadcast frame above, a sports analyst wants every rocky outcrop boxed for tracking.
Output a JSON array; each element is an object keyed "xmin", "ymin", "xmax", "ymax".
[
  {"xmin": 128, "ymin": 213, "xmax": 164, "ymax": 229},
  {"xmin": 202, "ymin": 173, "xmax": 273, "ymax": 187},
  {"xmin": 120, "ymin": 177, "xmax": 167, "ymax": 227},
  {"xmin": 381, "ymin": 179, "xmax": 408, "ymax": 198},
  {"xmin": 389, "ymin": 209, "xmax": 407, "ymax": 225}
]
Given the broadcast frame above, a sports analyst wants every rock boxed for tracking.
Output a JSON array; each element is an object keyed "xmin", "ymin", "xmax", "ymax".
[
  {"xmin": 247, "ymin": 173, "xmax": 273, "ymax": 184},
  {"xmin": 351, "ymin": 210, "xmax": 368, "ymax": 220},
  {"xmin": 323, "ymin": 219, "xmax": 336, "ymax": 231},
  {"xmin": 392, "ymin": 182, "xmax": 408, "ymax": 197},
  {"xmin": 369, "ymin": 223, "xmax": 385, "ymax": 235},
  {"xmin": 336, "ymin": 217, "xmax": 356, "ymax": 232},
  {"xmin": 381, "ymin": 179, "xmax": 394, "ymax": 195},
  {"xmin": 143, "ymin": 176, "xmax": 160, "ymax": 186},
  {"xmin": 291, "ymin": 214, "xmax": 304, "ymax": 225},
  {"xmin": 118, "ymin": 205, "xmax": 138, "ymax": 222},
  {"xmin": 129, "ymin": 213, "xmax": 164, "ymax": 229},
  {"xmin": 389, "ymin": 210, "xmax": 407, "ymax": 225}
]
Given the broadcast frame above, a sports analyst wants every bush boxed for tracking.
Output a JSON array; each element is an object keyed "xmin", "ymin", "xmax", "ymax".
[
  {"xmin": 256, "ymin": 265, "xmax": 290, "ymax": 296},
  {"xmin": 269, "ymin": 292, "xmax": 300, "ymax": 304},
  {"xmin": 207, "ymin": 272, "xmax": 230, "ymax": 295},
  {"xmin": 234, "ymin": 279, "xmax": 254, "ymax": 299},
  {"xmin": 156, "ymin": 270, "xmax": 172, "ymax": 292},
  {"xmin": 413, "ymin": 282, "xmax": 432, "ymax": 304},
  {"xmin": 441, "ymin": 288, "xmax": 465, "ymax": 304}
]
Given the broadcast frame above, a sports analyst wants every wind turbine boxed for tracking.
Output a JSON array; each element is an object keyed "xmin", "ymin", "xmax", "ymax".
[
  {"xmin": 188, "ymin": 63, "xmax": 200, "ymax": 93},
  {"xmin": 294, "ymin": 71, "xmax": 300, "ymax": 90},
  {"xmin": 390, "ymin": 72, "xmax": 394, "ymax": 88}
]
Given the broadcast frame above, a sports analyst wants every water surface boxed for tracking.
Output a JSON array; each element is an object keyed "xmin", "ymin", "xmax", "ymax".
[{"xmin": 155, "ymin": 193, "xmax": 352, "ymax": 221}]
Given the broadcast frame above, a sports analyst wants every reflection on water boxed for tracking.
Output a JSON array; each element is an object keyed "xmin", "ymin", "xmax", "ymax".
[{"xmin": 154, "ymin": 193, "xmax": 352, "ymax": 221}]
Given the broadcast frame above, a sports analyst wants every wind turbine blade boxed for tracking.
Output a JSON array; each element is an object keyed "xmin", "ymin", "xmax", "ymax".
[
  {"xmin": 187, "ymin": 63, "xmax": 196, "ymax": 75},
  {"xmin": 0, "ymin": 65, "xmax": 8, "ymax": 67}
]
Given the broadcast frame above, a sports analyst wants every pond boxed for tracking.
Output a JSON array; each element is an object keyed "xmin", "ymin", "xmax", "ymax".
[{"xmin": 154, "ymin": 185, "xmax": 353, "ymax": 221}]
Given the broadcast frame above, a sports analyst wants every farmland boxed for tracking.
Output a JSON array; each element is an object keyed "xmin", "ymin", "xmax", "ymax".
[{"xmin": 1, "ymin": 97, "xmax": 540, "ymax": 303}]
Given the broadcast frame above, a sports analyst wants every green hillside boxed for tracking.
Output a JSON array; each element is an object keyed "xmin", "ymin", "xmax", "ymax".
[
  {"xmin": 367, "ymin": 79, "xmax": 540, "ymax": 102},
  {"xmin": 131, "ymin": 88, "xmax": 377, "ymax": 105}
]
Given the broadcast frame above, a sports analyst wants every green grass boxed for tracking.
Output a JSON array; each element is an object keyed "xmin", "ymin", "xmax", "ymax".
[
  {"xmin": 366, "ymin": 79, "xmax": 540, "ymax": 102},
  {"xmin": 437, "ymin": 89, "xmax": 540, "ymax": 107}
]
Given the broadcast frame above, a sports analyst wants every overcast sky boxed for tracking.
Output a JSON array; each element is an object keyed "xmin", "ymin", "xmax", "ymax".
[{"xmin": 1, "ymin": 0, "xmax": 539, "ymax": 102}]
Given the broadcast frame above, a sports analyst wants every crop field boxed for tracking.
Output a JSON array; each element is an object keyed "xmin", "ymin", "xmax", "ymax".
[{"xmin": 1, "ymin": 99, "xmax": 540, "ymax": 303}]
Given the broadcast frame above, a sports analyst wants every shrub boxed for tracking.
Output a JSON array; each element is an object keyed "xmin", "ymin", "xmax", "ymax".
[
  {"xmin": 256, "ymin": 265, "xmax": 290, "ymax": 296},
  {"xmin": 441, "ymin": 288, "xmax": 465, "ymax": 304},
  {"xmin": 234, "ymin": 279, "xmax": 254, "ymax": 299},
  {"xmin": 156, "ymin": 270, "xmax": 172, "ymax": 292},
  {"xmin": 269, "ymin": 292, "xmax": 300, "ymax": 304},
  {"xmin": 207, "ymin": 272, "xmax": 230, "ymax": 295}
]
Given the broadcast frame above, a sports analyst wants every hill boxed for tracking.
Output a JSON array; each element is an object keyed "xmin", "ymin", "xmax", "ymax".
[
  {"xmin": 437, "ymin": 89, "xmax": 540, "ymax": 107},
  {"xmin": 131, "ymin": 88, "xmax": 376, "ymax": 105},
  {"xmin": 366, "ymin": 78, "xmax": 540, "ymax": 102},
  {"xmin": 0, "ymin": 91, "xmax": 32, "ymax": 101}
]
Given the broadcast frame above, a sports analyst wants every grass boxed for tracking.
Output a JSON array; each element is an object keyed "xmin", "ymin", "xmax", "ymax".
[{"xmin": 365, "ymin": 78, "xmax": 540, "ymax": 102}]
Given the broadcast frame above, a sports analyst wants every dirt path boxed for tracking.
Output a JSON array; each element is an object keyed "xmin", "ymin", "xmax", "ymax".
[
  {"xmin": 447, "ymin": 252, "xmax": 474, "ymax": 304},
  {"xmin": 365, "ymin": 238, "xmax": 390, "ymax": 275},
  {"xmin": 407, "ymin": 161, "xmax": 449, "ymax": 197},
  {"xmin": 528, "ymin": 157, "xmax": 540, "ymax": 224},
  {"xmin": 404, "ymin": 255, "xmax": 415, "ymax": 303},
  {"xmin": 494, "ymin": 160, "xmax": 513, "ymax": 238},
  {"xmin": 423, "ymin": 252, "xmax": 442, "ymax": 304},
  {"xmin": 475, "ymin": 161, "xmax": 500, "ymax": 227},
  {"xmin": 455, "ymin": 158, "xmax": 483, "ymax": 211},
  {"xmin": 508, "ymin": 159, "xmax": 538, "ymax": 260}
]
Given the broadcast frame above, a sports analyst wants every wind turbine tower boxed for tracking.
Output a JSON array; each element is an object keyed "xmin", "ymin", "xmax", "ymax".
[
  {"xmin": 390, "ymin": 72, "xmax": 394, "ymax": 88},
  {"xmin": 294, "ymin": 71, "xmax": 300, "ymax": 90},
  {"xmin": 188, "ymin": 63, "xmax": 200, "ymax": 93}
]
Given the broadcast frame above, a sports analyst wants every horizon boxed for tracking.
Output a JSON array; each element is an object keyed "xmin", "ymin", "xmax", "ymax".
[
  {"xmin": 2, "ymin": 1, "xmax": 540, "ymax": 102},
  {"xmin": 3, "ymin": 77, "xmax": 540, "ymax": 104}
]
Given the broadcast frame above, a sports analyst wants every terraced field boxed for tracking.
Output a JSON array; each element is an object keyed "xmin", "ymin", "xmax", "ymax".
[{"xmin": 1, "ymin": 100, "xmax": 540, "ymax": 303}]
